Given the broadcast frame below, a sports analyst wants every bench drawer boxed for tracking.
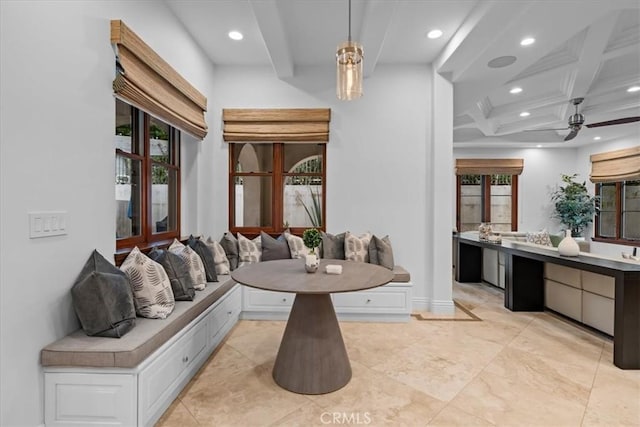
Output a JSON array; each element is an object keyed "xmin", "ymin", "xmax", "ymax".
[
  {"xmin": 209, "ymin": 285, "xmax": 242, "ymax": 343},
  {"xmin": 243, "ymin": 287, "xmax": 294, "ymax": 311},
  {"xmin": 332, "ymin": 287, "xmax": 410, "ymax": 313}
]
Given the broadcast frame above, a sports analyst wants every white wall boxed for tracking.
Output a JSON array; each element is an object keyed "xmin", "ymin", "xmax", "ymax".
[
  {"xmin": 205, "ymin": 64, "xmax": 439, "ymax": 310},
  {"xmin": 0, "ymin": 2, "xmax": 216, "ymax": 425}
]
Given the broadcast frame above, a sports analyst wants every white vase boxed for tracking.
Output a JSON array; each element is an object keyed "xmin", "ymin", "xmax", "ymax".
[
  {"xmin": 304, "ymin": 253, "xmax": 319, "ymax": 273},
  {"xmin": 558, "ymin": 230, "xmax": 580, "ymax": 257}
]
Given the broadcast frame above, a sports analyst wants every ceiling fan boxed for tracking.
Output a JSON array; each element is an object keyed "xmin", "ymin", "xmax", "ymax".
[{"xmin": 525, "ymin": 97, "xmax": 640, "ymax": 141}]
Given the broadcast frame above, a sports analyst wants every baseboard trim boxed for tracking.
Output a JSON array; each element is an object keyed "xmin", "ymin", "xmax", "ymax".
[{"xmin": 412, "ymin": 297, "xmax": 455, "ymax": 315}]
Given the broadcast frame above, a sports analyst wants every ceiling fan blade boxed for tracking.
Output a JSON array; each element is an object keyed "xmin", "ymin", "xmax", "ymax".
[
  {"xmin": 564, "ymin": 128, "xmax": 579, "ymax": 141},
  {"xmin": 523, "ymin": 127, "xmax": 569, "ymax": 132},
  {"xmin": 585, "ymin": 117, "xmax": 640, "ymax": 128}
]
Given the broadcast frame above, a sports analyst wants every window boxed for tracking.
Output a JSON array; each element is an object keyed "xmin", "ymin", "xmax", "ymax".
[
  {"xmin": 115, "ymin": 98, "xmax": 181, "ymax": 250},
  {"xmin": 594, "ymin": 180, "xmax": 640, "ymax": 244},
  {"xmin": 456, "ymin": 174, "xmax": 518, "ymax": 232},
  {"xmin": 229, "ymin": 143, "xmax": 325, "ymax": 235}
]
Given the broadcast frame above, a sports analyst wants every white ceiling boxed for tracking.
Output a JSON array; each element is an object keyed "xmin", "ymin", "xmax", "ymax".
[{"xmin": 165, "ymin": 0, "xmax": 640, "ymax": 148}]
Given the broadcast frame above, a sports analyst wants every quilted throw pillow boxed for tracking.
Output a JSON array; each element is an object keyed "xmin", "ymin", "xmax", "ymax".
[
  {"xmin": 345, "ymin": 231, "xmax": 372, "ymax": 262},
  {"xmin": 220, "ymin": 232, "xmax": 240, "ymax": 270},
  {"xmin": 237, "ymin": 233, "xmax": 262, "ymax": 267},
  {"xmin": 148, "ymin": 248, "xmax": 196, "ymax": 301},
  {"xmin": 206, "ymin": 237, "xmax": 231, "ymax": 275},
  {"xmin": 120, "ymin": 247, "xmax": 175, "ymax": 319},
  {"xmin": 526, "ymin": 230, "xmax": 553, "ymax": 246},
  {"xmin": 187, "ymin": 235, "xmax": 218, "ymax": 282},
  {"xmin": 168, "ymin": 239, "xmax": 206, "ymax": 290},
  {"xmin": 368, "ymin": 235, "xmax": 395, "ymax": 270},
  {"xmin": 321, "ymin": 232, "xmax": 346, "ymax": 259},
  {"xmin": 284, "ymin": 231, "xmax": 306, "ymax": 259},
  {"xmin": 71, "ymin": 250, "xmax": 136, "ymax": 338}
]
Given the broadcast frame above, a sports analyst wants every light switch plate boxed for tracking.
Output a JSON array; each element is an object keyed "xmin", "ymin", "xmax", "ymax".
[{"xmin": 29, "ymin": 211, "xmax": 67, "ymax": 238}]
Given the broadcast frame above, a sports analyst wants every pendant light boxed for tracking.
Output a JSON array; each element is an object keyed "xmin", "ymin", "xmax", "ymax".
[{"xmin": 336, "ymin": 0, "xmax": 363, "ymax": 100}]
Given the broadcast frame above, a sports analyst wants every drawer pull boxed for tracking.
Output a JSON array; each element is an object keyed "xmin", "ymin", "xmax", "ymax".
[
  {"xmin": 227, "ymin": 310, "xmax": 233, "ymax": 315},
  {"xmin": 282, "ymin": 298, "xmax": 287, "ymax": 302},
  {"xmin": 366, "ymin": 299, "xmax": 371, "ymax": 303},
  {"xmin": 182, "ymin": 356, "xmax": 189, "ymax": 363}
]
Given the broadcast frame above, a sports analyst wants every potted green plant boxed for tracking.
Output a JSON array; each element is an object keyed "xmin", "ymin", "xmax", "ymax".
[
  {"xmin": 302, "ymin": 228, "xmax": 322, "ymax": 273},
  {"xmin": 550, "ymin": 174, "xmax": 598, "ymax": 237}
]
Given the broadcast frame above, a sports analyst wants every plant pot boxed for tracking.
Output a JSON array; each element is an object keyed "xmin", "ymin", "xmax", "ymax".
[
  {"xmin": 304, "ymin": 253, "xmax": 319, "ymax": 273},
  {"xmin": 558, "ymin": 230, "xmax": 580, "ymax": 257}
]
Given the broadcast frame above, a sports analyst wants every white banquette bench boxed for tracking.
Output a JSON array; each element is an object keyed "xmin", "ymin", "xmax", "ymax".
[{"xmin": 41, "ymin": 266, "xmax": 412, "ymax": 427}]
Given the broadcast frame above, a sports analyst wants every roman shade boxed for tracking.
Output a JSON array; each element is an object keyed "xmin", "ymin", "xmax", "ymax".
[
  {"xmin": 222, "ymin": 109, "xmax": 331, "ymax": 143},
  {"xmin": 111, "ymin": 20, "xmax": 208, "ymax": 139},
  {"xmin": 455, "ymin": 158, "xmax": 524, "ymax": 175},
  {"xmin": 590, "ymin": 146, "xmax": 640, "ymax": 183}
]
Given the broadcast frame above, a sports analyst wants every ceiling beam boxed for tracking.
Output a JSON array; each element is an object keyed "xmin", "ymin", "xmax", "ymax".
[
  {"xmin": 249, "ymin": 0, "xmax": 294, "ymax": 78},
  {"xmin": 359, "ymin": 0, "xmax": 398, "ymax": 77}
]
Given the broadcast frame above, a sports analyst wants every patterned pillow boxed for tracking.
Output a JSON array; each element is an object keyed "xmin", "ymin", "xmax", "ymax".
[
  {"xmin": 284, "ymin": 231, "xmax": 306, "ymax": 259},
  {"xmin": 187, "ymin": 235, "xmax": 218, "ymax": 282},
  {"xmin": 321, "ymin": 232, "xmax": 345, "ymax": 259},
  {"xmin": 345, "ymin": 231, "xmax": 372, "ymax": 262},
  {"xmin": 526, "ymin": 230, "xmax": 553, "ymax": 246},
  {"xmin": 168, "ymin": 239, "xmax": 206, "ymax": 290},
  {"xmin": 219, "ymin": 232, "xmax": 240, "ymax": 270},
  {"xmin": 237, "ymin": 233, "xmax": 262, "ymax": 267},
  {"xmin": 368, "ymin": 235, "xmax": 395, "ymax": 270},
  {"xmin": 206, "ymin": 237, "xmax": 231, "ymax": 275},
  {"xmin": 71, "ymin": 250, "xmax": 136, "ymax": 337},
  {"xmin": 148, "ymin": 248, "xmax": 196, "ymax": 301},
  {"xmin": 260, "ymin": 231, "xmax": 292, "ymax": 261},
  {"xmin": 120, "ymin": 247, "xmax": 175, "ymax": 319}
]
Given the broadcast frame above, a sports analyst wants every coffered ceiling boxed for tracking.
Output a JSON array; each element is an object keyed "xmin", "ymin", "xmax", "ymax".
[{"xmin": 165, "ymin": 0, "xmax": 640, "ymax": 148}]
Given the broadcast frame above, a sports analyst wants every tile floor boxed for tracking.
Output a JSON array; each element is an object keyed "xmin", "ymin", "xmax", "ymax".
[{"xmin": 156, "ymin": 281, "xmax": 640, "ymax": 426}]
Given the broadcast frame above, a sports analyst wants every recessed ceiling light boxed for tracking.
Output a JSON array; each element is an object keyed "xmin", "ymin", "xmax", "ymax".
[
  {"xmin": 510, "ymin": 87, "xmax": 523, "ymax": 94},
  {"xmin": 487, "ymin": 55, "xmax": 517, "ymax": 68},
  {"xmin": 536, "ymin": 144, "xmax": 542, "ymax": 148},
  {"xmin": 228, "ymin": 31, "xmax": 243, "ymax": 41},
  {"xmin": 520, "ymin": 111, "xmax": 530, "ymax": 117},
  {"xmin": 627, "ymin": 86, "xmax": 640, "ymax": 93},
  {"xmin": 520, "ymin": 37, "xmax": 535, "ymax": 46},
  {"xmin": 427, "ymin": 29, "xmax": 443, "ymax": 39},
  {"xmin": 593, "ymin": 136, "xmax": 601, "ymax": 141}
]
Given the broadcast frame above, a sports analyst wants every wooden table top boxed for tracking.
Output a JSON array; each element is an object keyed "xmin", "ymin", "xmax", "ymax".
[{"xmin": 230, "ymin": 258, "xmax": 394, "ymax": 294}]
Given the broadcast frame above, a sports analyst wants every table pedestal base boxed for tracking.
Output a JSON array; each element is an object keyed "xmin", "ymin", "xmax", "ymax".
[{"xmin": 273, "ymin": 293, "xmax": 352, "ymax": 394}]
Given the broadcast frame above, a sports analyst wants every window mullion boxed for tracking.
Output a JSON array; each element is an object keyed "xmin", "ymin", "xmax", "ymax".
[
  {"xmin": 273, "ymin": 144, "xmax": 284, "ymax": 233},
  {"xmin": 616, "ymin": 182, "xmax": 623, "ymax": 240}
]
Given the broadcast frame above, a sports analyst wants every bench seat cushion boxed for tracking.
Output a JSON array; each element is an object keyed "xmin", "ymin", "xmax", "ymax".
[
  {"xmin": 391, "ymin": 265, "xmax": 410, "ymax": 282},
  {"xmin": 41, "ymin": 277, "xmax": 235, "ymax": 369}
]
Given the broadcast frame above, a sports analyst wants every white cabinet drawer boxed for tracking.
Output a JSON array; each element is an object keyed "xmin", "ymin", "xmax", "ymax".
[
  {"xmin": 545, "ymin": 279, "xmax": 582, "ymax": 322},
  {"xmin": 582, "ymin": 291, "xmax": 614, "ymax": 336},
  {"xmin": 544, "ymin": 263, "xmax": 581, "ymax": 289},
  {"xmin": 139, "ymin": 320, "xmax": 207, "ymax": 423},
  {"xmin": 243, "ymin": 287, "xmax": 294, "ymax": 311},
  {"xmin": 333, "ymin": 288, "xmax": 409, "ymax": 313},
  {"xmin": 209, "ymin": 285, "xmax": 242, "ymax": 342}
]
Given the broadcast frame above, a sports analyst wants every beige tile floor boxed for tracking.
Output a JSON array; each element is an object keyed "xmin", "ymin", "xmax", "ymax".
[{"xmin": 157, "ymin": 281, "xmax": 640, "ymax": 426}]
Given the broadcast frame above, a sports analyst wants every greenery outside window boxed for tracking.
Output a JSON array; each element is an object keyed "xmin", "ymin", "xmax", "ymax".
[
  {"xmin": 115, "ymin": 98, "xmax": 180, "ymax": 250},
  {"xmin": 595, "ymin": 180, "xmax": 640, "ymax": 244},
  {"xmin": 229, "ymin": 143, "xmax": 326, "ymax": 235},
  {"xmin": 456, "ymin": 174, "xmax": 518, "ymax": 232}
]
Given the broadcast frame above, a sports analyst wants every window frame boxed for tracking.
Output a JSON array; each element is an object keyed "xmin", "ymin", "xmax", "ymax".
[
  {"xmin": 456, "ymin": 174, "xmax": 518, "ymax": 232},
  {"xmin": 593, "ymin": 181, "xmax": 639, "ymax": 246},
  {"xmin": 115, "ymin": 101, "xmax": 181, "ymax": 253},
  {"xmin": 228, "ymin": 143, "xmax": 326, "ymax": 237}
]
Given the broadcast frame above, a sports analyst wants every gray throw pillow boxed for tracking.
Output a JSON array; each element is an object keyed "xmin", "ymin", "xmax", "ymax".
[
  {"xmin": 220, "ymin": 232, "xmax": 240, "ymax": 270},
  {"xmin": 261, "ymin": 231, "xmax": 292, "ymax": 261},
  {"xmin": 188, "ymin": 235, "xmax": 218, "ymax": 282},
  {"xmin": 71, "ymin": 250, "xmax": 136, "ymax": 338},
  {"xmin": 368, "ymin": 235, "xmax": 395, "ymax": 270},
  {"xmin": 321, "ymin": 232, "xmax": 345, "ymax": 259},
  {"xmin": 148, "ymin": 248, "xmax": 196, "ymax": 301}
]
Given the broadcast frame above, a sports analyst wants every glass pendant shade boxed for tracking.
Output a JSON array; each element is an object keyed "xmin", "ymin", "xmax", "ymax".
[{"xmin": 336, "ymin": 40, "xmax": 363, "ymax": 100}]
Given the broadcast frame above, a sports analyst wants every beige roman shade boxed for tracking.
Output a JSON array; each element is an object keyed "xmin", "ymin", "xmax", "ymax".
[
  {"xmin": 222, "ymin": 108, "xmax": 331, "ymax": 142},
  {"xmin": 110, "ymin": 20, "xmax": 208, "ymax": 139},
  {"xmin": 455, "ymin": 158, "xmax": 524, "ymax": 175},
  {"xmin": 590, "ymin": 146, "xmax": 640, "ymax": 183}
]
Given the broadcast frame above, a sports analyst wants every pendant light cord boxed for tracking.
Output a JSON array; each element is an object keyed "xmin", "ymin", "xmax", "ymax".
[{"xmin": 348, "ymin": 0, "xmax": 352, "ymax": 42}]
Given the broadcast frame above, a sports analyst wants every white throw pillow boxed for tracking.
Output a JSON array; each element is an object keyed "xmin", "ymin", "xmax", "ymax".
[
  {"xmin": 344, "ymin": 231, "xmax": 372, "ymax": 262},
  {"xmin": 206, "ymin": 237, "xmax": 231, "ymax": 275},
  {"xmin": 237, "ymin": 233, "xmax": 262, "ymax": 267},
  {"xmin": 120, "ymin": 247, "xmax": 175, "ymax": 319},
  {"xmin": 284, "ymin": 231, "xmax": 306, "ymax": 259},
  {"xmin": 168, "ymin": 239, "xmax": 206, "ymax": 290}
]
